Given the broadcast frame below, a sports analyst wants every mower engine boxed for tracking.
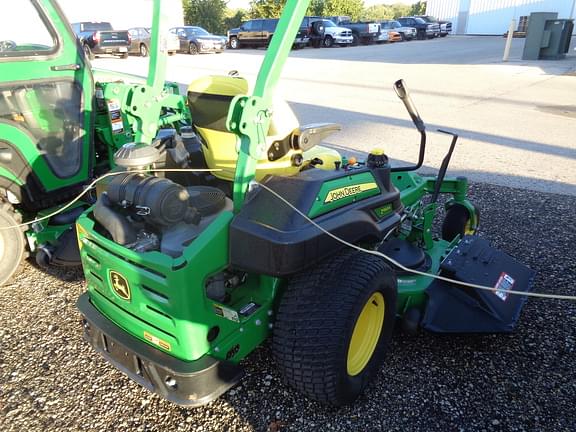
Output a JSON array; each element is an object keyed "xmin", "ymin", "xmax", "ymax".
[{"xmin": 93, "ymin": 141, "xmax": 228, "ymax": 257}]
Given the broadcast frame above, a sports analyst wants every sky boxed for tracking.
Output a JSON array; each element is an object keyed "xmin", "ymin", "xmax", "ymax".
[{"xmin": 227, "ymin": 0, "xmax": 419, "ymax": 11}]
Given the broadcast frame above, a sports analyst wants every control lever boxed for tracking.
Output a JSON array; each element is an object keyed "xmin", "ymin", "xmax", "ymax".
[
  {"xmin": 393, "ymin": 79, "xmax": 425, "ymax": 133},
  {"xmin": 430, "ymin": 129, "xmax": 459, "ymax": 204},
  {"xmin": 391, "ymin": 79, "xmax": 426, "ymax": 172}
]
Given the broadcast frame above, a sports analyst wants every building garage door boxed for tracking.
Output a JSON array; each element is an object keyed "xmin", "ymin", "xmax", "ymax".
[
  {"xmin": 466, "ymin": 0, "xmax": 574, "ymax": 35},
  {"xmin": 427, "ymin": 0, "xmax": 575, "ymax": 35}
]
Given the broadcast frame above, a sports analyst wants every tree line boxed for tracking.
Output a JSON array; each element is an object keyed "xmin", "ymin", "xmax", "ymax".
[{"xmin": 182, "ymin": 0, "xmax": 427, "ymax": 35}]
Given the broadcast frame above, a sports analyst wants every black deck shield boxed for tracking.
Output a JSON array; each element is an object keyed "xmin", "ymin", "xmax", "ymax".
[{"xmin": 422, "ymin": 235, "xmax": 536, "ymax": 333}]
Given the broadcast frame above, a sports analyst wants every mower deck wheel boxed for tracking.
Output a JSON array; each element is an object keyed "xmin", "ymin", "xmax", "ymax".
[
  {"xmin": 0, "ymin": 202, "xmax": 27, "ymax": 286},
  {"xmin": 441, "ymin": 203, "xmax": 480, "ymax": 242},
  {"xmin": 273, "ymin": 250, "xmax": 397, "ymax": 406}
]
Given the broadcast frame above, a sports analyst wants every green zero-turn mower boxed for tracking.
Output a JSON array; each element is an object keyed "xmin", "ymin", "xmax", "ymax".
[
  {"xmin": 0, "ymin": 0, "xmax": 191, "ymax": 286},
  {"xmin": 74, "ymin": 0, "xmax": 535, "ymax": 407}
]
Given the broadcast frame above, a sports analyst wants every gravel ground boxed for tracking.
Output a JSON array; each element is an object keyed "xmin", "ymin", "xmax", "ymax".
[{"xmin": 1, "ymin": 182, "xmax": 575, "ymax": 432}]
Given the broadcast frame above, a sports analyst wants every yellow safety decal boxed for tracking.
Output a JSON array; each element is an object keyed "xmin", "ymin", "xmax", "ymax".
[
  {"xmin": 144, "ymin": 331, "xmax": 172, "ymax": 352},
  {"xmin": 76, "ymin": 222, "xmax": 87, "ymax": 250},
  {"xmin": 324, "ymin": 182, "xmax": 378, "ymax": 204}
]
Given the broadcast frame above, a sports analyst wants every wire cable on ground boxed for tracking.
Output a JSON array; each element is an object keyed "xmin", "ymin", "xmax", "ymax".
[{"xmin": 255, "ymin": 182, "xmax": 576, "ymax": 302}]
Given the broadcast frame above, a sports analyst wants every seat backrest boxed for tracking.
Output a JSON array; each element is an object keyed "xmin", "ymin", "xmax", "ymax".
[{"xmin": 187, "ymin": 75, "xmax": 300, "ymax": 181}]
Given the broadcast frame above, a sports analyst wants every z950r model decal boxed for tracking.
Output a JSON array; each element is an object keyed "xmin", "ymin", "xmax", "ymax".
[{"xmin": 324, "ymin": 182, "xmax": 378, "ymax": 204}]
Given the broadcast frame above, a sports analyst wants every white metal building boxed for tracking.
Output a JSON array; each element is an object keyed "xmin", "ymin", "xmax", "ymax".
[
  {"xmin": 57, "ymin": 0, "xmax": 184, "ymax": 30},
  {"xmin": 426, "ymin": 0, "xmax": 576, "ymax": 35}
]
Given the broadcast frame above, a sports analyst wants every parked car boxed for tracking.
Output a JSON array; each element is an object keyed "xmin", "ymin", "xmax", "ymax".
[
  {"xmin": 170, "ymin": 26, "xmax": 225, "ymax": 54},
  {"xmin": 416, "ymin": 15, "xmax": 452, "ymax": 37},
  {"xmin": 397, "ymin": 17, "xmax": 440, "ymax": 39},
  {"xmin": 227, "ymin": 18, "xmax": 309, "ymax": 49},
  {"xmin": 127, "ymin": 27, "xmax": 178, "ymax": 57},
  {"xmin": 388, "ymin": 31, "xmax": 403, "ymax": 43},
  {"xmin": 327, "ymin": 16, "xmax": 380, "ymax": 45},
  {"xmin": 313, "ymin": 19, "xmax": 353, "ymax": 47},
  {"xmin": 71, "ymin": 22, "xmax": 130, "ymax": 59},
  {"xmin": 380, "ymin": 20, "xmax": 416, "ymax": 41}
]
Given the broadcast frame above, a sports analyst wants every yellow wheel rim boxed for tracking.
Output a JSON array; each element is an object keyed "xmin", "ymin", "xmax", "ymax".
[
  {"xmin": 347, "ymin": 292, "xmax": 385, "ymax": 376},
  {"xmin": 464, "ymin": 217, "xmax": 475, "ymax": 235}
]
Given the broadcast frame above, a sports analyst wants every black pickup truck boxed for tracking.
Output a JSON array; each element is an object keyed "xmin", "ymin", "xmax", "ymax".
[
  {"xmin": 71, "ymin": 22, "xmax": 130, "ymax": 59},
  {"xmin": 397, "ymin": 17, "xmax": 440, "ymax": 39},
  {"xmin": 416, "ymin": 15, "xmax": 452, "ymax": 37}
]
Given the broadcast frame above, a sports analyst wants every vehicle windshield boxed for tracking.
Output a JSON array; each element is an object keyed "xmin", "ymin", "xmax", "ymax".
[
  {"xmin": 423, "ymin": 16, "xmax": 438, "ymax": 23},
  {"xmin": 414, "ymin": 18, "xmax": 427, "ymax": 24},
  {"xmin": 382, "ymin": 21, "xmax": 400, "ymax": 29},
  {"xmin": 81, "ymin": 22, "xmax": 113, "ymax": 32},
  {"xmin": 185, "ymin": 27, "xmax": 210, "ymax": 36},
  {"xmin": 322, "ymin": 20, "xmax": 336, "ymax": 27}
]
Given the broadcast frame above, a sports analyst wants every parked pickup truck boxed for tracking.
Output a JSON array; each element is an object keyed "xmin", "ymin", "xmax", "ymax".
[
  {"xmin": 397, "ymin": 17, "xmax": 440, "ymax": 39},
  {"xmin": 416, "ymin": 15, "xmax": 452, "ymax": 37},
  {"xmin": 72, "ymin": 22, "xmax": 130, "ymax": 59},
  {"xmin": 228, "ymin": 18, "xmax": 309, "ymax": 50},
  {"xmin": 327, "ymin": 16, "xmax": 380, "ymax": 45}
]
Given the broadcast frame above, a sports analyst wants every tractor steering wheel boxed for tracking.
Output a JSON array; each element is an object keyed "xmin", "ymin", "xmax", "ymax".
[{"xmin": 0, "ymin": 40, "xmax": 17, "ymax": 52}]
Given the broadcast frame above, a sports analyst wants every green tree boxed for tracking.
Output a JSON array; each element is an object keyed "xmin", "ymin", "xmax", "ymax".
[
  {"xmin": 410, "ymin": 1, "xmax": 427, "ymax": 16},
  {"xmin": 362, "ymin": 5, "xmax": 394, "ymax": 21},
  {"xmin": 389, "ymin": 3, "xmax": 411, "ymax": 19},
  {"xmin": 182, "ymin": 0, "xmax": 227, "ymax": 34},
  {"xmin": 249, "ymin": 0, "xmax": 286, "ymax": 18},
  {"xmin": 224, "ymin": 8, "xmax": 247, "ymax": 30},
  {"xmin": 316, "ymin": 0, "xmax": 364, "ymax": 21}
]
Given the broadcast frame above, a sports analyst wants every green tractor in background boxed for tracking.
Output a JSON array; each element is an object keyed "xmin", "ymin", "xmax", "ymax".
[
  {"xmin": 0, "ymin": 0, "xmax": 189, "ymax": 285},
  {"xmin": 73, "ymin": 0, "xmax": 534, "ymax": 407}
]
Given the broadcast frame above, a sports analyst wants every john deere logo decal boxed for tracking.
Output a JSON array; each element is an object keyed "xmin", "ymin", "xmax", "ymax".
[
  {"xmin": 324, "ymin": 182, "xmax": 378, "ymax": 204},
  {"xmin": 110, "ymin": 271, "xmax": 131, "ymax": 301}
]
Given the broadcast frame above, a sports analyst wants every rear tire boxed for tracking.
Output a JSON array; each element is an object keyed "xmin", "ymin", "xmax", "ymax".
[
  {"xmin": 0, "ymin": 202, "xmax": 27, "ymax": 286},
  {"xmin": 119, "ymin": 52, "xmax": 128, "ymax": 59},
  {"xmin": 229, "ymin": 37, "xmax": 239, "ymax": 49},
  {"xmin": 273, "ymin": 250, "xmax": 397, "ymax": 406},
  {"xmin": 323, "ymin": 35, "xmax": 334, "ymax": 48},
  {"xmin": 139, "ymin": 43, "xmax": 149, "ymax": 57}
]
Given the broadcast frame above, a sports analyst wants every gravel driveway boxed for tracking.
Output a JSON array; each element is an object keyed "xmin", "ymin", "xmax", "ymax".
[{"xmin": 1, "ymin": 182, "xmax": 575, "ymax": 432}]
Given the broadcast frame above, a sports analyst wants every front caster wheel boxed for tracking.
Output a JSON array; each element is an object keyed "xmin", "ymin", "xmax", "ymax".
[
  {"xmin": 441, "ymin": 203, "xmax": 480, "ymax": 241},
  {"xmin": 273, "ymin": 250, "xmax": 397, "ymax": 406}
]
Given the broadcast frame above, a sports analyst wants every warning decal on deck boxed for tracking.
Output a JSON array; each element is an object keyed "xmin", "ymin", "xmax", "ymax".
[{"xmin": 493, "ymin": 272, "xmax": 515, "ymax": 301}]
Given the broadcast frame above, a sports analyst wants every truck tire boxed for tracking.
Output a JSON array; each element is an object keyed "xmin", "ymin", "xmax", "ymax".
[
  {"xmin": 273, "ymin": 250, "xmax": 397, "ymax": 406},
  {"xmin": 83, "ymin": 44, "xmax": 95, "ymax": 60},
  {"xmin": 417, "ymin": 29, "xmax": 425, "ymax": 40},
  {"xmin": 119, "ymin": 52, "xmax": 129, "ymax": 59},
  {"xmin": 229, "ymin": 37, "xmax": 240, "ymax": 49},
  {"xmin": 311, "ymin": 21, "xmax": 325, "ymax": 37},
  {"xmin": 139, "ymin": 43, "xmax": 149, "ymax": 57},
  {"xmin": 351, "ymin": 33, "xmax": 359, "ymax": 46},
  {"xmin": 323, "ymin": 35, "xmax": 334, "ymax": 48},
  {"xmin": 0, "ymin": 202, "xmax": 27, "ymax": 286},
  {"xmin": 189, "ymin": 42, "xmax": 199, "ymax": 55}
]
